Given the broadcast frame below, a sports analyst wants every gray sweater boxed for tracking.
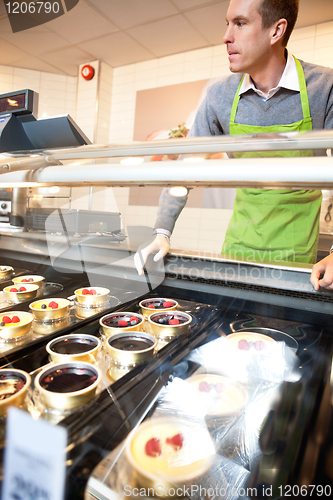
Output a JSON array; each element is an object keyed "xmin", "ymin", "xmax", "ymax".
[{"xmin": 154, "ymin": 59, "xmax": 333, "ymax": 234}]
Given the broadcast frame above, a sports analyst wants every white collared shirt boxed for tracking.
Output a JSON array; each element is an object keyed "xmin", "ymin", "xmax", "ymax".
[{"xmin": 239, "ymin": 50, "xmax": 300, "ymax": 101}]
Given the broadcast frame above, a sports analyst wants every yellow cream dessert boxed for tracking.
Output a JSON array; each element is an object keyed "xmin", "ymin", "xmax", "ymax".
[
  {"xmin": 186, "ymin": 374, "xmax": 248, "ymax": 418},
  {"xmin": 126, "ymin": 417, "xmax": 215, "ymax": 490},
  {"xmin": 12, "ymin": 275, "xmax": 44, "ymax": 285}
]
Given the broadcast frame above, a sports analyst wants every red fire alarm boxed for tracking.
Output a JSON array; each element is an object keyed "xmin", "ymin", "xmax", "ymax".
[{"xmin": 81, "ymin": 64, "xmax": 95, "ymax": 80}]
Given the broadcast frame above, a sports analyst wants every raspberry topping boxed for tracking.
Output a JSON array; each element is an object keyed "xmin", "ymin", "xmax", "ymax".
[
  {"xmin": 254, "ymin": 340, "xmax": 266, "ymax": 351},
  {"xmin": 169, "ymin": 318, "xmax": 179, "ymax": 325},
  {"xmin": 9, "ymin": 288, "xmax": 18, "ymax": 292},
  {"xmin": 2, "ymin": 316, "xmax": 12, "ymax": 324},
  {"xmin": 145, "ymin": 437, "xmax": 162, "ymax": 457},
  {"xmin": 130, "ymin": 316, "xmax": 138, "ymax": 323},
  {"xmin": 21, "ymin": 279, "xmax": 28, "ymax": 282},
  {"xmin": 238, "ymin": 339, "xmax": 250, "ymax": 351},
  {"xmin": 163, "ymin": 301, "xmax": 173, "ymax": 308},
  {"xmin": 82, "ymin": 289, "xmax": 90, "ymax": 295},
  {"xmin": 19, "ymin": 287, "xmax": 26, "ymax": 292},
  {"xmin": 11, "ymin": 316, "xmax": 20, "ymax": 323},
  {"xmin": 118, "ymin": 320, "xmax": 128, "ymax": 327},
  {"xmin": 90, "ymin": 289, "xmax": 97, "ymax": 295},
  {"xmin": 199, "ymin": 381, "xmax": 211, "ymax": 392},
  {"xmin": 166, "ymin": 433, "xmax": 184, "ymax": 450},
  {"xmin": 214, "ymin": 382, "xmax": 225, "ymax": 393},
  {"xmin": 148, "ymin": 304, "xmax": 155, "ymax": 309},
  {"xmin": 49, "ymin": 301, "xmax": 59, "ymax": 309},
  {"xmin": 28, "ymin": 278, "xmax": 34, "ymax": 282}
]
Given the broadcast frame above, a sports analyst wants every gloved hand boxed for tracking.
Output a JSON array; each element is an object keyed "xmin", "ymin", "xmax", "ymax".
[
  {"xmin": 134, "ymin": 234, "xmax": 170, "ymax": 276},
  {"xmin": 310, "ymin": 253, "xmax": 333, "ymax": 290}
]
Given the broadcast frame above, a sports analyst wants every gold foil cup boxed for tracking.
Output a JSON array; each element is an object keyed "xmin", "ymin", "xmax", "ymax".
[
  {"xmin": 139, "ymin": 298, "xmax": 178, "ymax": 318},
  {"xmin": 4, "ymin": 284, "xmax": 39, "ymax": 303},
  {"xmin": 125, "ymin": 417, "xmax": 216, "ymax": 497},
  {"xmin": 99, "ymin": 312, "xmax": 144, "ymax": 337},
  {"xmin": 12, "ymin": 275, "xmax": 45, "ymax": 286},
  {"xmin": 105, "ymin": 332, "xmax": 156, "ymax": 365},
  {"xmin": 75, "ymin": 304, "xmax": 106, "ymax": 319},
  {"xmin": 46, "ymin": 334, "xmax": 101, "ymax": 364},
  {"xmin": 0, "ymin": 368, "xmax": 31, "ymax": 417},
  {"xmin": 0, "ymin": 311, "xmax": 33, "ymax": 340},
  {"xmin": 32, "ymin": 316, "xmax": 70, "ymax": 335},
  {"xmin": 74, "ymin": 287, "xmax": 110, "ymax": 306},
  {"xmin": 29, "ymin": 298, "xmax": 70, "ymax": 320},
  {"xmin": 0, "ymin": 266, "xmax": 14, "ymax": 280},
  {"xmin": 148, "ymin": 311, "xmax": 192, "ymax": 339},
  {"xmin": 34, "ymin": 361, "xmax": 102, "ymax": 411}
]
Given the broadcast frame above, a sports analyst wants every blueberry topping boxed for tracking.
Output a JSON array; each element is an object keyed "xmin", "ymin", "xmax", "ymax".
[{"xmin": 41, "ymin": 304, "xmax": 47, "ymax": 309}]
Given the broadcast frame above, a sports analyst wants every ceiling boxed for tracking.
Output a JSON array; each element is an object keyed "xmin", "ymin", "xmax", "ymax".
[{"xmin": 0, "ymin": 0, "xmax": 333, "ymax": 76}]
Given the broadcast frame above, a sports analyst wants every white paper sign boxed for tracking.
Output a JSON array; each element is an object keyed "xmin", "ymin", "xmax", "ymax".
[{"xmin": 1, "ymin": 407, "xmax": 67, "ymax": 500}]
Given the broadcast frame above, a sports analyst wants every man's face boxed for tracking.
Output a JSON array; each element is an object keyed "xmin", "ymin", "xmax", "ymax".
[{"xmin": 224, "ymin": 0, "xmax": 273, "ymax": 75}]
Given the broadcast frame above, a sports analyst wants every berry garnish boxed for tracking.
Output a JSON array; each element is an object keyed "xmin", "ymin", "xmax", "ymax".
[
  {"xmin": 2, "ymin": 316, "xmax": 12, "ymax": 324},
  {"xmin": 49, "ymin": 302, "xmax": 59, "ymax": 309},
  {"xmin": 21, "ymin": 279, "xmax": 28, "ymax": 282},
  {"xmin": 199, "ymin": 381, "xmax": 211, "ymax": 393},
  {"xmin": 215, "ymin": 382, "xmax": 225, "ymax": 393},
  {"xmin": 90, "ymin": 289, "xmax": 97, "ymax": 295},
  {"xmin": 82, "ymin": 289, "xmax": 90, "ymax": 295},
  {"xmin": 0, "ymin": 322, "xmax": 4, "ymax": 327},
  {"xmin": 10, "ymin": 288, "xmax": 18, "ymax": 292},
  {"xmin": 148, "ymin": 304, "xmax": 155, "ymax": 309},
  {"xmin": 11, "ymin": 316, "xmax": 20, "ymax": 323},
  {"xmin": 238, "ymin": 339, "xmax": 250, "ymax": 350},
  {"xmin": 28, "ymin": 278, "xmax": 34, "ymax": 282},
  {"xmin": 118, "ymin": 320, "xmax": 128, "ymax": 327},
  {"xmin": 163, "ymin": 301, "xmax": 173, "ymax": 308},
  {"xmin": 169, "ymin": 318, "xmax": 179, "ymax": 325},
  {"xmin": 41, "ymin": 304, "xmax": 47, "ymax": 309},
  {"xmin": 254, "ymin": 340, "xmax": 266, "ymax": 351},
  {"xmin": 130, "ymin": 316, "xmax": 138, "ymax": 323},
  {"xmin": 166, "ymin": 433, "xmax": 184, "ymax": 450},
  {"xmin": 145, "ymin": 437, "xmax": 162, "ymax": 457},
  {"xmin": 19, "ymin": 287, "xmax": 26, "ymax": 292}
]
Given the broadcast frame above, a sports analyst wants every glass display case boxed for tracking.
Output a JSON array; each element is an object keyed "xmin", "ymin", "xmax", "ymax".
[{"xmin": 0, "ymin": 131, "xmax": 333, "ymax": 500}]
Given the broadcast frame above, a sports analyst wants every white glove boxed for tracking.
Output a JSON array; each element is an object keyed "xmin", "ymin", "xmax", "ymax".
[{"xmin": 134, "ymin": 234, "xmax": 170, "ymax": 275}]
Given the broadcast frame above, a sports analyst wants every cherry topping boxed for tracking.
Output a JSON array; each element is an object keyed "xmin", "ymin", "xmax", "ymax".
[
  {"xmin": 10, "ymin": 288, "xmax": 18, "ymax": 292},
  {"xmin": 199, "ymin": 381, "xmax": 211, "ymax": 393},
  {"xmin": 238, "ymin": 339, "xmax": 250, "ymax": 351},
  {"xmin": 11, "ymin": 316, "xmax": 20, "ymax": 323},
  {"xmin": 163, "ymin": 301, "xmax": 173, "ymax": 308},
  {"xmin": 169, "ymin": 318, "xmax": 179, "ymax": 325},
  {"xmin": 166, "ymin": 433, "xmax": 184, "ymax": 450},
  {"xmin": 118, "ymin": 320, "xmax": 128, "ymax": 327},
  {"xmin": 2, "ymin": 316, "xmax": 12, "ymax": 324},
  {"xmin": 254, "ymin": 340, "xmax": 266, "ymax": 351},
  {"xmin": 145, "ymin": 437, "xmax": 162, "ymax": 457}
]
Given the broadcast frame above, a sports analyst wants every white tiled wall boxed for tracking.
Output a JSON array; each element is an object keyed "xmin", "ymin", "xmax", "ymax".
[{"xmin": 107, "ymin": 20, "xmax": 333, "ymax": 254}]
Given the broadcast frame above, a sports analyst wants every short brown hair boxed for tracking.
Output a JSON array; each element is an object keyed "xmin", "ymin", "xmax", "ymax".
[{"xmin": 258, "ymin": 0, "xmax": 299, "ymax": 46}]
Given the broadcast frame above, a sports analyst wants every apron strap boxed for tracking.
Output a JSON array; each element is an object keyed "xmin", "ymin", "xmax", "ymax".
[
  {"xmin": 229, "ymin": 76, "xmax": 244, "ymax": 125},
  {"xmin": 294, "ymin": 56, "xmax": 311, "ymax": 120}
]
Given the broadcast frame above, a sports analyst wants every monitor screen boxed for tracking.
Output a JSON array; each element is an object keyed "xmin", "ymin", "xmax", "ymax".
[{"xmin": 0, "ymin": 93, "xmax": 26, "ymax": 114}]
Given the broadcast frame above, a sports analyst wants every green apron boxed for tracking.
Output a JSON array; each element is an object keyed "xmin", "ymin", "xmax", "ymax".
[{"xmin": 222, "ymin": 56, "xmax": 322, "ymax": 264}]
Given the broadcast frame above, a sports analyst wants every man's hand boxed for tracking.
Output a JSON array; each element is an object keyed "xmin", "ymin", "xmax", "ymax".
[
  {"xmin": 134, "ymin": 234, "xmax": 170, "ymax": 275},
  {"xmin": 310, "ymin": 253, "xmax": 333, "ymax": 290}
]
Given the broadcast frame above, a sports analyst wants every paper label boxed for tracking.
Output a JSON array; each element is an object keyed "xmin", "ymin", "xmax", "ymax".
[{"xmin": 1, "ymin": 407, "xmax": 67, "ymax": 500}]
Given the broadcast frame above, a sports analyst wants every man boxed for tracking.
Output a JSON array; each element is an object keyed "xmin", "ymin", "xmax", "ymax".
[{"xmin": 135, "ymin": 0, "xmax": 333, "ymax": 291}]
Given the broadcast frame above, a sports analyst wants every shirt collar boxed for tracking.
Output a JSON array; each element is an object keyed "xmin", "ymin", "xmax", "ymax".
[{"xmin": 239, "ymin": 50, "xmax": 300, "ymax": 100}]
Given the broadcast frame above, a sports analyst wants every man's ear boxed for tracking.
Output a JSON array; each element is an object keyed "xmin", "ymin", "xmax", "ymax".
[{"xmin": 270, "ymin": 18, "xmax": 288, "ymax": 46}]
